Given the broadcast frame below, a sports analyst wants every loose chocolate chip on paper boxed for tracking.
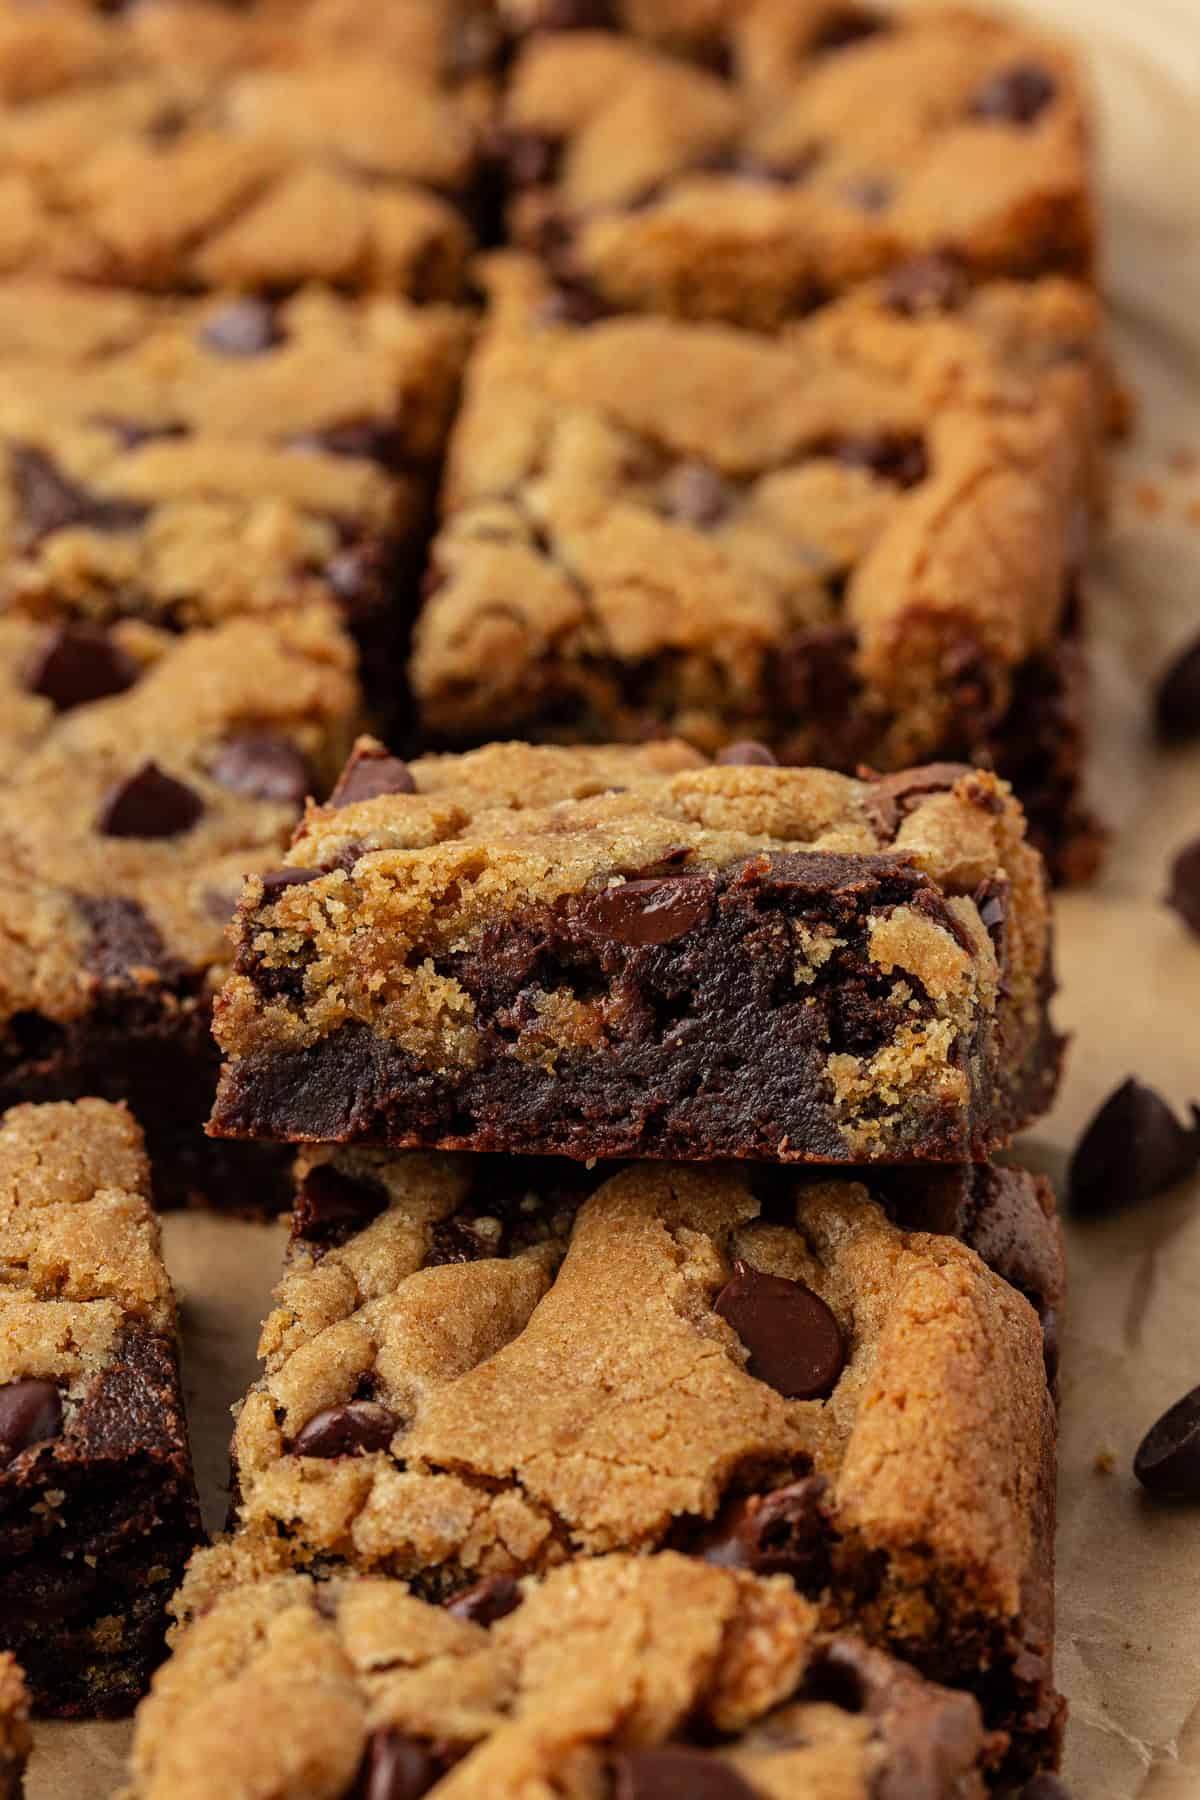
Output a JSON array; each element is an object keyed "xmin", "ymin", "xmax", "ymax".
[
  {"xmin": 714, "ymin": 1261, "xmax": 844, "ymax": 1399},
  {"xmin": 576, "ymin": 875, "xmax": 713, "ymax": 947},
  {"xmin": 612, "ymin": 1747, "xmax": 758, "ymax": 1800},
  {"xmin": 0, "ymin": 1379, "xmax": 63, "ymax": 1467},
  {"xmin": 330, "ymin": 743, "xmax": 416, "ymax": 808},
  {"xmin": 258, "ymin": 868, "xmax": 323, "ymax": 902},
  {"xmin": 1134, "ymin": 1385, "xmax": 1200, "ymax": 1500},
  {"xmin": 716, "ymin": 741, "xmax": 778, "ymax": 767},
  {"xmin": 211, "ymin": 734, "xmax": 310, "ymax": 808},
  {"xmin": 99, "ymin": 762, "xmax": 204, "ymax": 839},
  {"xmin": 200, "ymin": 298, "xmax": 282, "ymax": 356},
  {"xmin": 292, "ymin": 1401, "xmax": 400, "ymax": 1459},
  {"xmin": 1156, "ymin": 633, "xmax": 1200, "ymax": 741},
  {"xmin": 446, "ymin": 1574, "xmax": 523, "ymax": 1627},
  {"xmin": 1165, "ymin": 838, "xmax": 1200, "ymax": 936},
  {"xmin": 358, "ymin": 1729, "xmax": 444, "ymax": 1800},
  {"xmin": 27, "ymin": 623, "xmax": 139, "ymax": 711},
  {"xmin": 970, "ymin": 63, "xmax": 1057, "ymax": 124},
  {"xmin": 1068, "ymin": 1078, "xmax": 1200, "ymax": 1217}
]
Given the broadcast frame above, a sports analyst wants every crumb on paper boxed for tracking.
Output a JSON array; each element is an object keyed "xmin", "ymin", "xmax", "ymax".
[{"xmin": 1094, "ymin": 1448, "xmax": 1117, "ymax": 1475}]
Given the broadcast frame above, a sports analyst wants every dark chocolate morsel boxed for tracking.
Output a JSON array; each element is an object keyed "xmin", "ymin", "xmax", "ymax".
[
  {"xmin": 970, "ymin": 63, "xmax": 1057, "ymax": 124},
  {"xmin": 612, "ymin": 1747, "xmax": 758, "ymax": 1800},
  {"xmin": 293, "ymin": 1163, "xmax": 389, "ymax": 1249},
  {"xmin": 257, "ymin": 868, "xmax": 323, "ymax": 902},
  {"xmin": 1165, "ymin": 838, "xmax": 1200, "ymax": 937},
  {"xmin": 77, "ymin": 894, "xmax": 174, "ymax": 983},
  {"xmin": 659, "ymin": 460, "xmax": 732, "ymax": 527},
  {"xmin": 574, "ymin": 875, "xmax": 712, "ymax": 947},
  {"xmin": 446, "ymin": 1574, "xmax": 522, "ymax": 1627},
  {"xmin": 98, "ymin": 761, "xmax": 204, "ymax": 839},
  {"xmin": 210, "ymin": 734, "xmax": 310, "ymax": 808},
  {"xmin": 1134, "ymin": 1385, "xmax": 1200, "ymax": 1499},
  {"xmin": 716, "ymin": 742, "xmax": 778, "ymax": 767},
  {"xmin": 862, "ymin": 762, "xmax": 973, "ymax": 838},
  {"xmin": 26, "ymin": 623, "xmax": 139, "ymax": 711},
  {"xmin": 359, "ymin": 1729, "xmax": 443, "ymax": 1800},
  {"xmin": 199, "ymin": 298, "xmax": 282, "ymax": 356},
  {"xmin": 330, "ymin": 744, "xmax": 416, "ymax": 808},
  {"xmin": 10, "ymin": 443, "xmax": 150, "ymax": 543},
  {"xmin": 1156, "ymin": 633, "xmax": 1200, "ymax": 742},
  {"xmin": 882, "ymin": 253, "xmax": 970, "ymax": 316},
  {"xmin": 832, "ymin": 433, "xmax": 928, "ymax": 489},
  {"xmin": 291, "ymin": 1401, "xmax": 400, "ymax": 1459},
  {"xmin": 696, "ymin": 1476, "xmax": 830, "ymax": 1585},
  {"xmin": 714, "ymin": 1261, "xmax": 844, "ymax": 1399},
  {"xmin": 288, "ymin": 420, "xmax": 406, "ymax": 469},
  {"xmin": 505, "ymin": 132, "xmax": 562, "ymax": 187},
  {"xmin": 1068, "ymin": 1078, "xmax": 1200, "ymax": 1217},
  {"xmin": 90, "ymin": 413, "xmax": 189, "ymax": 450},
  {"xmin": 0, "ymin": 1379, "xmax": 63, "ymax": 1466}
]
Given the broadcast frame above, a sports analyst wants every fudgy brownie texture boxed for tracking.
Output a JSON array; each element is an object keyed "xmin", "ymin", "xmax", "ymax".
[
  {"xmin": 0, "ymin": 1657, "xmax": 28, "ymax": 1800},
  {"xmin": 0, "ymin": 606, "xmax": 357, "ymax": 1211},
  {"xmin": 0, "ymin": 0, "xmax": 485, "ymax": 296},
  {"xmin": 498, "ymin": 3, "xmax": 1092, "ymax": 328},
  {"xmin": 124, "ymin": 1546, "xmax": 997, "ymax": 1800},
  {"xmin": 0, "ymin": 278, "xmax": 470, "ymax": 715},
  {"xmin": 0, "ymin": 1100, "xmax": 201, "ymax": 1716},
  {"xmin": 409, "ymin": 254, "xmax": 1104, "ymax": 879},
  {"xmin": 210, "ymin": 740, "xmax": 1060, "ymax": 1163},
  {"xmin": 226, "ymin": 1151, "xmax": 1061, "ymax": 1778}
]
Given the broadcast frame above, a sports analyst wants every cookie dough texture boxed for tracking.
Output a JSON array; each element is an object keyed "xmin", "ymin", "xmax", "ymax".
[{"xmin": 123, "ymin": 1545, "xmax": 993, "ymax": 1799}]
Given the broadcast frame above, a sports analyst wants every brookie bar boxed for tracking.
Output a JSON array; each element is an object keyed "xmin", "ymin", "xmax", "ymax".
[
  {"xmin": 0, "ymin": 1099, "xmax": 201, "ymax": 1715},
  {"xmin": 224, "ymin": 1148, "xmax": 1062, "ymax": 1778},
  {"xmin": 210, "ymin": 740, "xmax": 1060, "ymax": 1163}
]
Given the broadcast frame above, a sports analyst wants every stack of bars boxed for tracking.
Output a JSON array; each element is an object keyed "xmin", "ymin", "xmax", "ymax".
[{"xmin": 0, "ymin": 0, "xmax": 1105, "ymax": 1794}]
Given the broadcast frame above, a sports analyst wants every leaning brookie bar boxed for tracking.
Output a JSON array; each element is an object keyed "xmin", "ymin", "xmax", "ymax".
[
  {"xmin": 0, "ymin": 1099, "xmax": 201, "ymax": 1715},
  {"xmin": 210, "ymin": 739, "xmax": 1059, "ymax": 1163},
  {"xmin": 224, "ymin": 1147, "xmax": 1061, "ymax": 1778},
  {"xmin": 122, "ymin": 1545, "xmax": 998, "ymax": 1798}
]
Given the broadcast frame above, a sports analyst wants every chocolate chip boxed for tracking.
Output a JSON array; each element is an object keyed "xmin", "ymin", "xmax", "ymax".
[
  {"xmin": 199, "ymin": 299, "xmax": 282, "ymax": 356},
  {"xmin": 811, "ymin": 8, "xmax": 887, "ymax": 53},
  {"xmin": 505, "ymin": 132, "xmax": 562, "ymax": 187},
  {"xmin": 330, "ymin": 743, "xmax": 416, "ymax": 808},
  {"xmin": 293, "ymin": 1163, "xmax": 389, "ymax": 1249},
  {"xmin": 98, "ymin": 762, "xmax": 204, "ymax": 838},
  {"xmin": 425, "ymin": 1216, "xmax": 503, "ymax": 1267},
  {"xmin": 258, "ymin": 868, "xmax": 323, "ymax": 902},
  {"xmin": 696, "ymin": 1476, "xmax": 830, "ymax": 1586},
  {"xmin": 972, "ymin": 877, "xmax": 1008, "ymax": 955},
  {"xmin": 659, "ymin": 460, "xmax": 732, "ymax": 527},
  {"xmin": 612, "ymin": 1748, "xmax": 757, "ymax": 1800},
  {"xmin": 358, "ymin": 1730, "xmax": 443, "ymax": 1800},
  {"xmin": 210, "ymin": 734, "xmax": 310, "ymax": 808},
  {"xmin": 832, "ymin": 433, "xmax": 927, "ymax": 488},
  {"xmin": 10, "ymin": 444, "xmax": 150, "ymax": 544},
  {"xmin": 0, "ymin": 1379, "xmax": 63, "ymax": 1467},
  {"xmin": 1134, "ymin": 1386, "xmax": 1200, "ymax": 1499},
  {"xmin": 77, "ymin": 895, "xmax": 175, "ymax": 983},
  {"xmin": 1166, "ymin": 838, "xmax": 1200, "ymax": 936},
  {"xmin": 882, "ymin": 253, "xmax": 970, "ymax": 316},
  {"xmin": 291, "ymin": 1401, "xmax": 399, "ymax": 1459},
  {"xmin": 714, "ymin": 1261, "xmax": 844, "ymax": 1399},
  {"xmin": 716, "ymin": 741, "xmax": 778, "ymax": 767},
  {"xmin": 532, "ymin": 282, "xmax": 610, "ymax": 327},
  {"xmin": 446, "ymin": 1574, "xmax": 522, "ymax": 1627},
  {"xmin": 26, "ymin": 623, "xmax": 139, "ymax": 711},
  {"xmin": 289, "ymin": 420, "xmax": 406, "ymax": 469},
  {"xmin": 845, "ymin": 174, "xmax": 892, "ymax": 212},
  {"xmin": 1068, "ymin": 1078, "xmax": 1200, "ymax": 1217},
  {"xmin": 527, "ymin": 0, "xmax": 615, "ymax": 28},
  {"xmin": 90, "ymin": 414, "xmax": 189, "ymax": 450},
  {"xmin": 970, "ymin": 63, "xmax": 1057, "ymax": 125},
  {"xmin": 1156, "ymin": 634, "xmax": 1200, "ymax": 742},
  {"xmin": 862, "ymin": 762, "xmax": 973, "ymax": 837},
  {"xmin": 575, "ymin": 875, "xmax": 712, "ymax": 947}
]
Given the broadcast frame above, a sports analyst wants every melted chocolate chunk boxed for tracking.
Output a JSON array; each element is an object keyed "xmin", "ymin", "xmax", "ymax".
[
  {"xmin": 862, "ymin": 763, "xmax": 973, "ymax": 838},
  {"xmin": 972, "ymin": 878, "xmax": 1008, "ymax": 955},
  {"xmin": 258, "ymin": 868, "xmax": 323, "ymax": 902},
  {"xmin": 696, "ymin": 1476, "xmax": 830, "ymax": 1587},
  {"xmin": 425, "ymin": 1216, "xmax": 505, "ymax": 1266},
  {"xmin": 612, "ymin": 1748, "xmax": 757, "ymax": 1800},
  {"xmin": 26, "ymin": 623, "xmax": 139, "ymax": 711},
  {"xmin": 445, "ymin": 1574, "xmax": 522, "ymax": 1627},
  {"xmin": 716, "ymin": 742, "xmax": 778, "ymax": 767},
  {"xmin": 882, "ymin": 253, "xmax": 970, "ymax": 315},
  {"xmin": 1166, "ymin": 838, "xmax": 1200, "ymax": 936},
  {"xmin": 291, "ymin": 1402, "xmax": 399, "ymax": 1459},
  {"xmin": 210, "ymin": 734, "xmax": 310, "ymax": 808},
  {"xmin": 832, "ymin": 433, "xmax": 928, "ymax": 489},
  {"xmin": 970, "ymin": 63, "xmax": 1057, "ymax": 125},
  {"xmin": 293, "ymin": 1163, "xmax": 389, "ymax": 1250},
  {"xmin": 200, "ymin": 299, "xmax": 282, "ymax": 356},
  {"xmin": 659, "ymin": 460, "xmax": 732, "ymax": 527},
  {"xmin": 98, "ymin": 762, "xmax": 204, "ymax": 839},
  {"xmin": 330, "ymin": 743, "xmax": 416, "ymax": 808},
  {"xmin": 0, "ymin": 1379, "xmax": 63, "ymax": 1466},
  {"xmin": 1068, "ymin": 1078, "xmax": 1200, "ymax": 1217},
  {"xmin": 11, "ymin": 444, "xmax": 150, "ymax": 544},
  {"xmin": 714, "ymin": 1262, "xmax": 844, "ymax": 1399},
  {"xmin": 76, "ymin": 895, "xmax": 175, "ymax": 983},
  {"xmin": 573, "ymin": 875, "xmax": 713, "ymax": 947},
  {"xmin": 1156, "ymin": 633, "xmax": 1200, "ymax": 742},
  {"xmin": 357, "ymin": 1729, "xmax": 443, "ymax": 1800},
  {"xmin": 1134, "ymin": 1385, "xmax": 1200, "ymax": 1500}
]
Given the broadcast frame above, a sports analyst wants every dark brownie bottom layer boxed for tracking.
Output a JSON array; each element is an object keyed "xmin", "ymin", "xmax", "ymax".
[{"xmin": 213, "ymin": 851, "xmax": 1058, "ymax": 1160}]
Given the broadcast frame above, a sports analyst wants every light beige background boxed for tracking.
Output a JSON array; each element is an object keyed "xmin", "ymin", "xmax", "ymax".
[{"xmin": 26, "ymin": 2, "xmax": 1200, "ymax": 1792}]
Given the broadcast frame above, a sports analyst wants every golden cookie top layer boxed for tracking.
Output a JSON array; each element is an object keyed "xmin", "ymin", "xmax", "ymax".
[
  {"xmin": 0, "ymin": 1099, "xmax": 174, "ymax": 1389},
  {"xmin": 231, "ymin": 1152, "xmax": 1053, "ymax": 1640},
  {"xmin": 124, "ymin": 1544, "xmax": 988, "ymax": 1799},
  {"xmin": 501, "ymin": 5, "xmax": 1091, "ymax": 325}
]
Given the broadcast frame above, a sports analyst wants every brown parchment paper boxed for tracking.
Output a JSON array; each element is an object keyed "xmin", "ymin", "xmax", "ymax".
[{"xmin": 23, "ymin": 3, "xmax": 1200, "ymax": 1793}]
